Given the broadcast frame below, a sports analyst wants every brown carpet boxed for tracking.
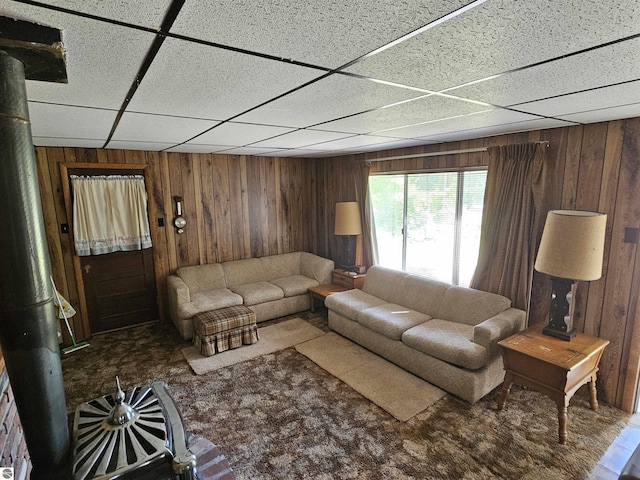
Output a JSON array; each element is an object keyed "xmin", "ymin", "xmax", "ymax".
[{"xmin": 61, "ymin": 312, "xmax": 630, "ymax": 480}]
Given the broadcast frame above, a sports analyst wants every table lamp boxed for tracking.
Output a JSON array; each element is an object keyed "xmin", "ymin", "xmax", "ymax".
[
  {"xmin": 534, "ymin": 210, "xmax": 607, "ymax": 340},
  {"xmin": 335, "ymin": 201, "xmax": 362, "ymax": 270}
]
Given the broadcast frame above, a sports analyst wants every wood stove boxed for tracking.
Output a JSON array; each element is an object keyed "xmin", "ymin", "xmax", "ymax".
[{"xmin": 71, "ymin": 378, "xmax": 196, "ymax": 480}]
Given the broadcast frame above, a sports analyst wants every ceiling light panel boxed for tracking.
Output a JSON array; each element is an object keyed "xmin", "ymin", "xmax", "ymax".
[
  {"xmin": 345, "ymin": 0, "xmax": 640, "ymax": 92},
  {"xmin": 449, "ymin": 37, "xmax": 640, "ymax": 107},
  {"xmin": 319, "ymin": 95, "xmax": 490, "ymax": 134},
  {"xmin": 186, "ymin": 122, "xmax": 296, "ymax": 146},
  {"xmin": 236, "ymin": 73, "xmax": 427, "ymax": 128},
  {"xmin": 112, "ymin": 112, "xmax": 220, "ymax": 143},
  {"xmin": 515, "ymin": 82, "xmax": 640, "ymax": 118},
  {"xmin": 0, "ymin": 2, "xmax": 157, "ymax": 109},
  {"xmin": 28, "ymin": 103, "xmax": 117, "ymax": 141},
  {"xmin": 169, "ymin": 0, "xmax": 473, "ymax": 69},
  {"xmin": 127, "ymin": 37, "xmax": 322, "ymax": 120},
  {"xmin": 27, "ymin": 0, "xmax": 172, "ymax": 28}
]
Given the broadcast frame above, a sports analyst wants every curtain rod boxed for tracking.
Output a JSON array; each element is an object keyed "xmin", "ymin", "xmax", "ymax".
[{"xmin": 365, "ymin": 140, "xmax": 549, "ymax": 163}]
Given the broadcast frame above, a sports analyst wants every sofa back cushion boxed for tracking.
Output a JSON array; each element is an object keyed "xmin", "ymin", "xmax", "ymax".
[
  {"xmin": 259, "ymin": 252, "xmax": 301, "ymax": 280},
  {"xmin": 177, "ymin": 264, "xmax": 226, "ymax": 294},
  {"xmin": 222, "ymin": 258, "xmax": 265, "ymax": 286},
  {"xmin": 398, "ymin": 274, "xmax": 448, "ymax": 316},
  {"xmin": 436, "ymin": 286, "xmax": 511, "ymax": 326},
  {"xmin": 363, "ymin": 266, "xmax": 407, "ymax": 303},
  {"xmin": 300, "ymin": 252, "xmax": 334, "ymax": 285}
]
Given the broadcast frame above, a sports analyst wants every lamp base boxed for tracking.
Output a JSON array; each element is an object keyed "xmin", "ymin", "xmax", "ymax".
[{"xmin": 542, "ymin": 324, "xmax": 577, "ymax": 341}]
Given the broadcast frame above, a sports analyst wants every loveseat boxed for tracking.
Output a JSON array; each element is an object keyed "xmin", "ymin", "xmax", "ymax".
[
  {"xmin": 325, "ymin": 266, "xmax": 526, "ymax": 403},
  {"xmin": 167, "ymin": 252, "xmax": 334, "ymax": 340}
]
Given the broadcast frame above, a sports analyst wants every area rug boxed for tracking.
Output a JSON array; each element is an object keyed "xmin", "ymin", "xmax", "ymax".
[
  {"xmin": 62, "ymin": 317, "xmax": 631, "ymax": 480},
  {"xmin": 296, "ymin": 332, "xmax": 446, "ymax": 421},
  {"xmin": 181, "ymin": 317, "xmax": 325, "ymax": 375}
]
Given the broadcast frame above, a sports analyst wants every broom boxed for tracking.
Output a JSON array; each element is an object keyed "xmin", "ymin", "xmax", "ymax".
[{"xmin": 51, "ymin": 277, "xmax": 90, "ymax": 354}]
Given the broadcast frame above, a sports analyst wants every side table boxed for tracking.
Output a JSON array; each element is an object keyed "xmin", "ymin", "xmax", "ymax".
[
  {"xmin": 497, "ymin": 324, "xmax": 609, "ymax": 444},
  {"xmin": 332, "ymin": 269, "xmax": 366, "ymax": 290},
  {"xmin": 308, "ymin": 284, "xmax": 347, "ymax": 313}
]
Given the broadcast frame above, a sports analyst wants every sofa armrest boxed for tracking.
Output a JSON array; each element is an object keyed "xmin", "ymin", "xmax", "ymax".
[
  {"xmin": 473, "ymin": 308, "xmax": 526, "ymax": 356},
  {"xmin": 300, "ymin": 252, "xmax": 334, "ymax": 285},
  {"xmin": 167, "ymin": 275, "xmax": 190, "ymax": 323}
]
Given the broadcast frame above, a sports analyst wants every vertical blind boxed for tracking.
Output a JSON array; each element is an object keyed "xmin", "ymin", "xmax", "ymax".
[{"xmin": 71, "ymin": 175, "xmax": 152, "ymax": 256}]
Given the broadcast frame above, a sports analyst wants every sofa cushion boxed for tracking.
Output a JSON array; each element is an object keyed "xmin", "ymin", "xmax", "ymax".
[
  {"xmin": 229, "ymin": 282, "xmax": 284, "ymax": 306},
  {"xmin": 436, "ymin": 286, "xmax": 511, "ymax": 326},
  {"xmin": 402, "ymin": 319, "xmax": 488, "ymax": 370},
  {"xmin": 176, "ymin": 288, "xmax": 243, "ymax": 319},
  {"xmin": 177, "ymin": 264, "xmax": 227, "ymax": 294},
  {"xmin": 397, "ymin": 275, "xmax": 448, "ymax": 316},
  {"xmin": 260, "ymin": 252, "xmax": 301, "ymax": 280},
  {"xmin": 324, "ymin": 289, "xmax": 386, "ymax": 321},
  {"xmin": 270, "ymin": 275, "xmax": 319, "ymax": 297},
  {"xmin": 362, "ymin": 266, "xmax": 407, "ymax": 303},
  {"xmin": 222, "ymin": 258, "xmax": 265, "ymax": 286},
  {"xmin": 357, "ymin": 304, "xmax": 431, "ymax": 340}
]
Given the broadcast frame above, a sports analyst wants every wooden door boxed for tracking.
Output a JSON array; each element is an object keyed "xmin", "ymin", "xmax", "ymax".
[{"xmin": 81, "ymin": 248, "xmax": 158, "ymax": 333}]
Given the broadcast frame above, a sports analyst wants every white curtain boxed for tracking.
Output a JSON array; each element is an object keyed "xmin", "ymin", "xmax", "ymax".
[{"xmin": 71, "ymin": 175, "xmax": 152, "ymax": 256}]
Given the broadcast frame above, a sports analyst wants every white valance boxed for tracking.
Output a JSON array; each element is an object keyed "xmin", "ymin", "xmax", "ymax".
[{"xmin": 71, "ymin": 175, "xmax": 152, "ymax": 256}]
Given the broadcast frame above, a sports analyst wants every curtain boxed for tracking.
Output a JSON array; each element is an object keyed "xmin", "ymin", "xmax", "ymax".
[
  {"xmin": 470, "ymin": 143, "xmax": 546, "ymax": 312},
  {"xmin": 354, "ymin": 161, "xmax": 376, "ymax": 269},
  {"xmin": 71, "ymin": 175, "xmax": 152, "ymax": 256}
]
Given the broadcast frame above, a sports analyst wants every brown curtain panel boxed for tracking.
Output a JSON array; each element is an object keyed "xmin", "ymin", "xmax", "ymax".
[
  {"xmin": 470, "ymin": 143, "xmax": 546, "ymax": 312},
  {"xmin": 353, "ymin": 161, "xmax": 374, "ymax": 269}
]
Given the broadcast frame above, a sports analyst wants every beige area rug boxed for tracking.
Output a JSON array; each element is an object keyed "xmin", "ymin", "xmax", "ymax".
[
  {"xmin": 296, "ymin": 332, "xmax": 446, "ymax": 421},
  {"xmin": 182, "ymin": 318, "xmax": 325, "ymax": 375}
]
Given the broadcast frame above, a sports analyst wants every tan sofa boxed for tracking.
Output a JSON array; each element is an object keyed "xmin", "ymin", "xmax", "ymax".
[
  {"xmin": 167, "ymin": 252, "xmax": 334, "ymax": 340},
  {"xmin": 325, "ymin": 266, "xmax": 526, "ymax": 403}
]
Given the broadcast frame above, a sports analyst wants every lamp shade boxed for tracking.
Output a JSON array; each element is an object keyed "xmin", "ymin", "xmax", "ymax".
[
  {"xmin": 534, "ymin": 210, "xmax": 607, "ymax": 281},
  {"xmin": 335, "ymin": 202, "xmax": 362, "ymax": 235}
]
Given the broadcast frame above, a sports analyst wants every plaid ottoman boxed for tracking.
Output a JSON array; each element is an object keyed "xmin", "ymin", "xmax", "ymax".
[{"xmin": 193, "ymin": 305, "xmax": 258, "ymax": 356}]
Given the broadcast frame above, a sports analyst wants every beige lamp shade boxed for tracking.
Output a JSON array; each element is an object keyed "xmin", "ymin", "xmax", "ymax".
[
  {"xmin": 335, "ymin": 202, "xmax": 362, "ymax": 235},
  {"xmin": 534, "ymin": 210, "xmax": 607, "ymax": 281}
]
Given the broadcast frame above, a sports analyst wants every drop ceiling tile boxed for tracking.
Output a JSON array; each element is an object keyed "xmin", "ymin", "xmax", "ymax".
[
  {"xmin": 377, "ymin": 109, "xmax": 539, "ymax": 139},
  {"xmin": 170, "ymin": 0, "xmax": 472, "ymax": 68},
  {"xmin": 268, "ymin": 149, "xmax": 330, "ymax": 157},
  {"xmin": 345, "ymin": 0, "xmax": 640, "ymax": 91},
  {"xmin": 127, "ymin": 37, "xmax": 322, "ymax": 120},
  {"xmin": 113, "ymin": 112, "xmax": 220, "ymax": 143},
  {"xmin": 311, "ymin": 134, "xmax": 406, "ymax": 150},
  {"xmin": 341, "ymin": 138, "xmax": 435, "ymax": 154},
  {"xmin": 164, "ymin": 144, "xmax": 231, "ymax": 153},
  {"xmin": 33, "ymin": 137, "xmax": 104, "ymax": 148},
  {"xmin": 319, "ymin": 95, "xmax": 490, "ymax": 134},
  {"xmin": 251, "ymin": 129, "xmax": 354, "ymax": 149},
  {"xmin": 28, "ymin": 103, "xmax": 117, "ymax": 140},
  {"xmin": 420, "ymin": 118, "xmax": 576, "ymax": 143},
  {"xmin": 193, "ymin": 122, "xmax": 296, "ymax": 146},
  {"xmin": 236, "ymin": 74, "xmax": 427, "ymax": 127},
  {"xmin": 31, "ymin": 0, "xmax": 171, "ymax": 28},
  {"xmin": 0, "ymin": 2, "xmax": 157, "ymax": 109},
  {"xmin": 106, "ymin": 140, "xmax": 176, "ymax": 151},
  {"xmin": 558, "ymin": 104, "xmax": 640, "ymax": 124},
  {"xmin": 449, "ymin": 38, "xmax": 640, "ymax": 107},
  {"xmin": 216, "ymin": 147, "xmax": 289, "ymax": 156},
  {"xmin": 514, "ymin": 82, "xmax": 640, "ymax": 118}
]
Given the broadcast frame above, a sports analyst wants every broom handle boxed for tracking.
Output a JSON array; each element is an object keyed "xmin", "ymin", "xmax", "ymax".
[{"xmin": 50, "ymin": 276, "xmax": 78, "ymax": 346}]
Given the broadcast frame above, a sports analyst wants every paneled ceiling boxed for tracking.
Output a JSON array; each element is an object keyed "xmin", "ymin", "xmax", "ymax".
[{"xmin": 2, "ymin": 0, "xmax": 640, "ymax": 157}]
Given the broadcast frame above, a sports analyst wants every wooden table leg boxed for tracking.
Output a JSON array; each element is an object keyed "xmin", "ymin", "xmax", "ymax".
[
  {"xmin": 497, "ymin": 372, "xmax": 514, "ymax": 410},
  {"xmin": 556, "ymin": 401, "xmax": 568, "ymax": 444},
  {"xmin": 588, "ymin": 374, "xmax": 599, "ymax": 411},
  {"xmin": 309, "ymin": 292, "xmax": 316, "ymax": 313}
]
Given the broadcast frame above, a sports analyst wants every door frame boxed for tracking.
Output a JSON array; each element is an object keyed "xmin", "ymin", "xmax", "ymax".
[{"xmin": 59, "ymin": 162, "xmax": 159, "ymax": 338}]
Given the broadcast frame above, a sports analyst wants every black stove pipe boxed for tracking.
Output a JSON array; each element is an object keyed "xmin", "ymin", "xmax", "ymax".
[{"xmin": 0, "ymin": 51, "xmax": 70, "ymax": 478}]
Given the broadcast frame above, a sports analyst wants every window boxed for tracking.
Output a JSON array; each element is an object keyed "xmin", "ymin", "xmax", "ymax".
[{"xmin": 369, "ymin": 169, "xmax": 487, "ymax": 287}]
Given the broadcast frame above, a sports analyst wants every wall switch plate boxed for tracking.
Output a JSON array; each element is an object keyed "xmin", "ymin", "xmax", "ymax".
[
  {"xmin": 60, "ymin": 223, "xmax": 69, "ymax": 233},
  {"xmin": 624, "ymin": 227, "xmax": 639, "ymax": 244},
  {"xmin": 158, "ymin": 217, "xmax": 165, "ymax": 227}
]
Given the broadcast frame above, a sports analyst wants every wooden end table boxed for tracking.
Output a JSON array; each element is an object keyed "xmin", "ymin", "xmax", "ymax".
[
  {"xmin": 308, "ymin": 284, "xmax": 347, "ymax": 313},
  {"xmin": 332, "ymin": 269, "xmax": 366, "ymax": 290},
  {"xmin": 497, "ymin": 324, "xmax": 609, "ymax": 444}
]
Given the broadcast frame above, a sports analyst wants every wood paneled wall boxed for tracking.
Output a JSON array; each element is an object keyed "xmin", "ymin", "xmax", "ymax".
[{"xmin": 35, "ymin": 116, "xmax": 640, "ymax": 410}]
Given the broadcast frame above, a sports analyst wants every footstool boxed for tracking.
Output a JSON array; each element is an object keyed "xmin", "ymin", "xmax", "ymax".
[{"xmin": 192, "ymin": 305, "xmax": 258, "ymax": 356}]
